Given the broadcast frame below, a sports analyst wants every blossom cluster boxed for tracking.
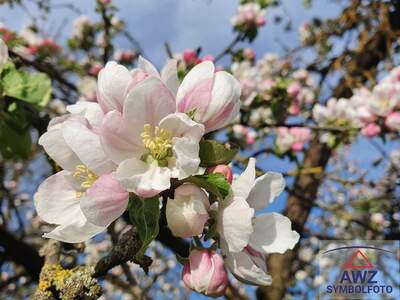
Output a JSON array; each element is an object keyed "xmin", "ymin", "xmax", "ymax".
[
  {"xmin": 230, "ymin": 2, "xmax": 266, "ymax": 28},
  {"xmin": 312, "ymin": 66, "xmax": 400, "ymax": 145},
  {"xmin": 33, "ymin": 56, "xmax": 299, "ymax": 297}
]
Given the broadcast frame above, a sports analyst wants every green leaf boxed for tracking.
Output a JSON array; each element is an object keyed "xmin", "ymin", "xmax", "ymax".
[
  {"xmin": 1, "ymin": 65, "xmax": 51, "ymax": 107},
  {"xmin": 183, "ymin": 173, "xmax": 231, "ymax": 200},
  {"xmin": 128, "ymin": 195, "xmax": 160, "ymax": 261},
  {"xmin": 0, "ymin": 118, "xmax": 32, "ymax": 159},
  {"xmin": 199, "ymin": 140, "xmax": 238, "ymax": 167}
]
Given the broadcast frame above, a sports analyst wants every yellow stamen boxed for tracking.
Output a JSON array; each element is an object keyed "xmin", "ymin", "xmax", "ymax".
[
  {"xmin": 141, "ymin": 124, "xmax": 172, "ymax": 160},
  {"xmin": 73, "ymin": 165, "xmax": 98, "ymax": 198}
]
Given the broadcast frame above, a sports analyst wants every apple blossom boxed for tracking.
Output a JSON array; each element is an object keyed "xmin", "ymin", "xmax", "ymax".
[
  {"xmin": 34, "ymin": 113, "xmax": 129, "ymax": 243},
  {"xmin": 313, "ymin": 98, "xmax": 363, "ymax": 129},
  {"xmin": 182, "ymin": 249, "xmax": 228, "ymax": 297},
  {"xmin": 166, "ymin": 183, "xmax": 210, "ymax": 238},
  {"xmin": 177, "ymin": 61, "xmax": 241, "ymax": 133},
  {"xmin": 101, "ymin": 76, "xmax": 204, "ymax": 197},
  {"xmin": 385, "ymin": 112, "xmax": 400, "ymax": 131},
  {"xmin": 0, "ymin": 38, "xmax": 8, "ymax": 65},
  {"xmin": 276, "ymin": 127, "xmax": 311, "ymax": 152},
  {"xmin": 230, "ymin": 3, "xmax": 266, "ymax": 28},
  {"xmin": 206, "ymin": 165, "xmax": 233, "ymax": 184},
  {"xmin": 97, "ymin": 57, "xmax": 179, "ymax": 113},
  {"xmin": 368, "ymin": 82, "xmax": 400, "ymax": 117},
  {"xmin": 215, "ymin": 158, "xmax": 299, "ymax": 285},
  {"xmin": 361, "ymin": 123, "xmax": 381, "ymax": 137}
]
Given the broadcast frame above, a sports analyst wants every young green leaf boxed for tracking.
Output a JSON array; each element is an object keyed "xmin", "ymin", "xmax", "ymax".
[
  {"xmin": 199, "ymin": 140, "xmax": 238, "ymax": 167},
  {"xmin": 183, "ymin": 173, "xmax": 231, "ymax": 200},
  {"xmin": 128, "ymin": 195, "xmax": 161, "ymax": 261}
]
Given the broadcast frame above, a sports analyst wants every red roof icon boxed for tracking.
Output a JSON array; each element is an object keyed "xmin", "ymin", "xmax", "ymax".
[{"xmin": 342, "ymin": 249, "xmax": 373, "ymax": 269}]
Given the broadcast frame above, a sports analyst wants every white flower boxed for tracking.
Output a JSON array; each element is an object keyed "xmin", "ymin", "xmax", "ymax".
[
  {"xmin": 34, "ymin": 110, "xmax": 129, "ymax": 243},
  {"xmin": 230, "ymin": 3, "xmax": 266, "ymax": 27},
  {"xmin": 216, "ymin": 158, "xmax": 299, "ymax": 285},
  {"xmin": 166, "ymin": 183, "xmax": 210, "ymax": 238},
  {"xmin": 313, "ymin": 98, "xmax": 363, "ymax": 128},
  {"xmin": 101, "ymin": 76, "xmax": 204, "ymax": 197}
]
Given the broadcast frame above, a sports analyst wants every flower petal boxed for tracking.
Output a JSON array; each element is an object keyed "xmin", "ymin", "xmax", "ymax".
[
  {"xmin": 97, "ymin": 61, "xmax": 132, "ymax": 112},
  {"xmin": 171, "ymin": 137, "xmax": 201, "ymax": 180},
  {"xmin": 123, "ymin": 76, "xmax": 175, "ymax": 130},
  {"xmin": 223, "ymin": 245, "xmax": 272, "ymax": 286},
  {"xmin": 62, "ymin": 118, "xmax": 116, "ymax": 175},
  {"xmin": 232, "ymin": 157, "xmax": 256, "ymax": 200},
  {"xmin": 177, "ymin": 61, "xmax": 214, "ymax": 114},
  {"xmin": 43, "ymin": 209, "xmax": 106, "ymax": 243},
  {"xmin": 66, "ymin": 102, "xmax": 104, "ymax": 129},
  {"xmin": 100, "ymin": 110, "xmax": 144, "ymax": 164},
  {"xmin": 249, "ymin": 213, "xmax": 300, "ymax": 255},
  {"xmin": 202, "ymin": 71, "xmax": 241, "ymax": 132},
  {"xmin": 138, "ymin": 56, "xmax": 159, "ymax": 77},
  {"xmin": 80, "ymin": 173, "xmax": 129, "ymax": 227},
  {"xmin": 159, "ymin": 112, "xmax": 204, "ymax": 141},
  {"xmin": 218, "ymin": 195, "xmax": 254, "ymax": 252},
  {"xmin": 38, "ymin": 126, "xmax": 80, "ymax": 172},
  {"xmin": 116, "ymin": 158, "xmax": 171, "ymax": 197},
  {"xmin": 34, "ymin": 171, "xmax": 81, "ymax": 224},
  {"xmin": 161, "ymin": 59, "xmax": 179, "ymax": 96},
  {"xmin": 247, "ymin": 172, "xmax": 285, "ymax": 210}
]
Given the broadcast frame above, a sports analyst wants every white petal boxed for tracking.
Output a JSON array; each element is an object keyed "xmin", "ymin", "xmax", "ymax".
[
  {"xmin": 38, "ymin": 127, "xmax": 80, "ymax": 172},
  {"xmin": 232, "ymin": 158, "xmax": 256, "ymax": 200},
  {"xmin": 123, "ymin": 76, "xmax": 175, "ymax": 130},
  {"xmin": 44, "ymin": 208, "xmax": 106, "ymax": 243},
  {"xmin": 159, "ymin": 112, "xmax": 204, "ymax": 141},
  {"xmin": 34, "ymin": 171, "xmax": 81, "ymax": 224},
  {"xmin": 62, "ymin": 118, "xmax": 116, "ymax": 175},
  {"xmin": 249, "ymin": 213, "xmax": 300, "ymax": 255},
  {"xmin": 116, "ymin": 158, "xmax": 171, "ymax": 197},
  {"xmin": 138, "ymin": 56, "xmax": 159, "ymax": 77},
  {"xmin": 218, "ymin": 196, "xmax": 254, "ymax": 252},
  {"xmin": 161, "ymin": 59, "xmax": 179, "ymax": 96},
  {"xmin": 223, "ymin": 247, "xmax": 272, "ymax": 286},
  {"xmin": 171, "ymin": 137, "xmax": 201, "ymax": 180},
  {"xmin": 247, "ymin": 172, "xmax": 285, "ymax": 210},
  {"xmin": 100, "ymin": 110, "xmax": 144, "ymax": 164},
  {"xmin": 97, "ymin": 61, "xmax": 132, "ymax": 112},
  {"xmin": 66, "ymin": 102, "xmax": 104, "ymax": 128}
]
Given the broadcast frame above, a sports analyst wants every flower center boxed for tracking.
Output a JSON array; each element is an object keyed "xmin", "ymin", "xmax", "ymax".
[
  {"xmin": 73, "ymin": 165, "xmax": 98, "ymax": 198},
  {"xmin": 141, "ymin": 124, "xmax": 172, "ymax": 161}
]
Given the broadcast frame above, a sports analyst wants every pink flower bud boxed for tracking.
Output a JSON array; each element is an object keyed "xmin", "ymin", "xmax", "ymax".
[
  {"xmin": 182, "ymin": 249, "xmax": 228, "ymax": 297},
  {"xmin": 256, "ymin": 16, "xmax": 266, "ymax": 26},
  {"xmin": 288, "ymin": 103, "xmax": 301, "ymax": 115},
  {"xmin": 183, "ymin": 49, "xmax": 198, "ymax": 65},
  {"xmin": 99, "ymin": 0, "xmax": 112, "ymax": 4},
  {"xmin": 206, "ymin": 165, "xmax": 233, "ymax": 184},
  {"xmin": 202, "ymin": 55, "xmax": 215, "ymax": 62},
  {"xmin": 361, "ymin": 123, "xmax": 381, "ymax": 137},
  {"xmin": 385, "ymin": 112, "xmax": 400, "ymax": 131},
  {"xmin": 287, "ymin": 82, "xmax": 302, "ymax": 98},
  {"xmin": 166, "ymin": 184, "xmax": 210, "ymax": 238},
  {"xmin": 243, "ymin": 48, "xmax": 256, "ymax": 61}
]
